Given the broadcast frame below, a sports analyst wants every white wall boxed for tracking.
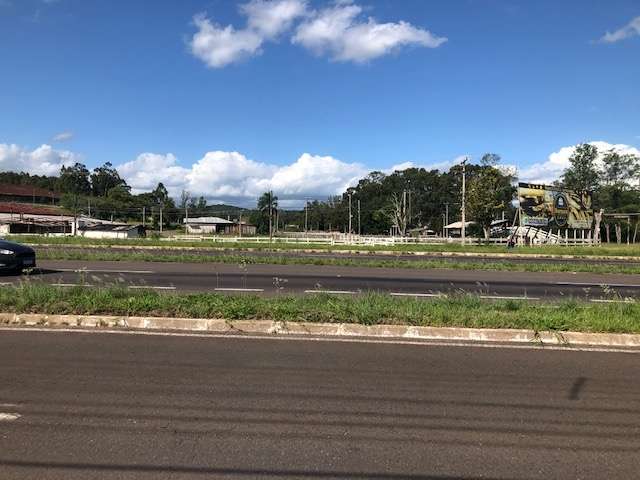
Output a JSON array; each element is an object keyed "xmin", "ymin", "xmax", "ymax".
[{"xmin": 81, "ymin": 230, "xmax": 140, "ymax": 239}]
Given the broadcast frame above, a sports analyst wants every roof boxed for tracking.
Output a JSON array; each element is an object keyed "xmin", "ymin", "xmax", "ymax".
[
  {"xmin": 184, "ymin": 216, "xmax": 234, "ymax": 224},
  {"xmin": 0, "ymin": 202, "xmax": 62, "ymax": 216},
  {"xmin": 0, "ymin": 184, "xmax": 59, "ymax": 199},
  {"xmin": 443, "ymin": 221, "xmax": 476, "ymax": 229},
  {"xmin": 79, "ymin": 224, "xmax": 143, "ymax": 232}
]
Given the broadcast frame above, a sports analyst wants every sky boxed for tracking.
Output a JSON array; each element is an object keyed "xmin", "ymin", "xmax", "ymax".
[{"xmin": 0, "ymin": 0, "xmax": 639, "ymax": 207}]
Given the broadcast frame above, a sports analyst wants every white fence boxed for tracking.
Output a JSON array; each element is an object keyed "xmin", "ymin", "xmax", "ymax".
[{"xmin": 162, "ymin": 231, "xmax": 596, "ymax": 247}]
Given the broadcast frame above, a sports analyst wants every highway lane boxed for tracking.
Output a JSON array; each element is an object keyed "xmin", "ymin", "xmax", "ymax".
[
  {"xmin": 0, "ymin": 330, "xmax": 638, "ymax": 479},
  {"xmin": 3, "ymin": 259, "xmax": 640, "ymax": 300}
]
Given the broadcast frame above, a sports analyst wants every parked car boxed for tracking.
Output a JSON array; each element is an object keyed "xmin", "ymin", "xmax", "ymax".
[{"xmin": 0, "ymin": 239, "xmax": 36, "ymax": 274}]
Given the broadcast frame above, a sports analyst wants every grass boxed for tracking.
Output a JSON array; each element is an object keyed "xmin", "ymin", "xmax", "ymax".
[
  {"xmin": 1, "ymin": 282, "xmax": 639, "ymax": 334},
  {"xmin": 35, "ymin": 248, "xmax": 640, "ymax": 275},
  {"xmin": 9, "ymin": 234, "xmax": 640, "ymax": 257}
]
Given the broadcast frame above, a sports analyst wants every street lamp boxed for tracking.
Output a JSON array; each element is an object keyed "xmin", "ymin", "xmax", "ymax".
[{"xmin": 460, "ymin": 157, "xmax": 468, "ymax": 246}]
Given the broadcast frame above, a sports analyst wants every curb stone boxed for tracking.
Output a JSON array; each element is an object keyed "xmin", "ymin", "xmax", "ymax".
[{"xmin": 1, "ymin": 313, "xmax": 639, "ymax": 349}]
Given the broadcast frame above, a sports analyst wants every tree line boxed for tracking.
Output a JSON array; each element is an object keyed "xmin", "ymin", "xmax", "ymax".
[{"xmin": 2, "ymin": 143, "xmax": 640, "ymax": 236}]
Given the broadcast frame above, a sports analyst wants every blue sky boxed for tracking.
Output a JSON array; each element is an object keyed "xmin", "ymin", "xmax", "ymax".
[{"xmin": 0, "ymin": 0, "xmax": 639, "ymax": 205}]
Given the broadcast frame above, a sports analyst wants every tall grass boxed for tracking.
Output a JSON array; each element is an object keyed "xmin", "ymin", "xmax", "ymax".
[
  {"xmin": 35, "ymin": 249, "xmax": 640, "ymax": 275},
  {"xmin": 1, "ymin": 283, "xmax": 639, "ymax": 333},
  {"xmin": 10, "ymin": 234, "xmax": 640, "ymax": 257}
]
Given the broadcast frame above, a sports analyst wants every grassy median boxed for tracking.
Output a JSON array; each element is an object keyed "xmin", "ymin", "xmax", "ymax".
[
  {"xmin": 1, "ymin": 283, "xmax": 639, "ymax": 334},
  {"xmin": 35, "ymin": 248, "xmax": 640, "ymax": 275},
  {"xmin": 10, "ymin": 234, "xmax": 640, "ymax": 258}
]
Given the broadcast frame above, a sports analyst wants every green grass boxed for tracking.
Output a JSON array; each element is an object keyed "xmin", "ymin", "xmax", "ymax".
[
  {"xmin": 9, "ymin": 234, "xmax": 640, "ymax": 257},
  {"xmin": 35, "ymin": 248, "xmax": 640, "ymax": 275},
  {"xmin": 1, "ymin": 283, "xmax": 639, "ymax": 334}
]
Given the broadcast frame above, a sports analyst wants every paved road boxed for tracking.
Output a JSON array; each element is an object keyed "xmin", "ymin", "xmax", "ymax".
[
  {"xmin": 0, "ymin": 330, "xmax": 638, "ymax": 479},
  {"xmin": 4, "ymin": 259, "xmax": 640, "ymax": 300}
]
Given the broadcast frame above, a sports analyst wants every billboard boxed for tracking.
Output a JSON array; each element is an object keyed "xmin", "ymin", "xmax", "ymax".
[{"xmin": 518, "ymin": 183, "xmax": 593, "ymax": 229}]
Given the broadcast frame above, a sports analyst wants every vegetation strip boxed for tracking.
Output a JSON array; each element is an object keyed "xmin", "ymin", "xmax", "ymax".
[
  {"xmin": 35, "ymin": 249, "xmax": 640, "ymax": 275},
  {"xmin": 1, "ymin": 283, "xmax": 639, "ymax": 334},
  {"xmin": 11, "ymin": 235, "xmax": 640, "ymax": 258}
]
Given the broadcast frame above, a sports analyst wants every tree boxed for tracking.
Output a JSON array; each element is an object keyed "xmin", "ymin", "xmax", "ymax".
[
  {"xmin": 467, "ymin": 155, "xmax": 515, "ymax": 240},
  {"xmin": 561, "ymin": 144, "xmax": 600, "ymax": 194},
  {"xmin": 196, "ymin": 196, "xmax": 207, "ymax": 210},
  {"xmin": 58, "ymin": 163, "xmax": 91, "ymax": 196},
  {"xmin": 601, "ymin": 149, "xmax": 639, "ymax": 187},
  {"xmin": 255, "ymin": 191, "xmax": 278, "ymax": 236},
  {"xmin": 387, "ymin": 192, "xmax": 409, "ymax": 236},
  {"xmin": 91, "ymin": 162, "xmax": 127, "ymax": 197},
  {"xmin": 152, "ymin": 182, "xmax": 172, "ymax": 207},
  {"xmin": 179, "ymin": 190, "xmax": 191, "ymax": 210}
]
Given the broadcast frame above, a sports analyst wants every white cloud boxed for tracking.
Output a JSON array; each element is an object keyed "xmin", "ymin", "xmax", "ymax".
[
  {"xmin": 386, "ymin": 155, "xmax": 467, "ymax": 174},
  {"xmin": 189, "ymin": 0, "xmax": 307, "ymax": 68},
  {"xmin": 117, "ymin": 153, "xmax": 190, "ymax": 195},
  {"xmin": 115, "ymin": 150, "xmax": 367, "ymax": 206},
  {"xmin": 190, "ymin": 14, "xmax": 264, "ymax": 68},
  {"xmin": 241, "ymin": 0, "xmax": 308, "ymax": 37},
  {"xmin": 599, "ymin": 16, "xmax": 640, "ymax": 44},
  {"xmin": 0, "ymin": 143, "xmax": 80, "ymax": 176},
  {"xmin": 292, "ymin": 1, "xmax": 446, "ymax": 63},
  {"xmin": 52, "ymin": 130, "xmax": 74, "ymax": 142},
  {"xmin": 519, "ymin": 141, "xmax": 640, "ymax": 184}
]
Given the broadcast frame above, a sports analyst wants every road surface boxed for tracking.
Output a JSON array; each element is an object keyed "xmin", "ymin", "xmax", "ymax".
[
  {"xmin": 3, "ymin": 259, "xmax": 640, "ymax": 300},
  {"xmin": 0, "ymin": 330, "xmax": 638, "ymax": 479}
]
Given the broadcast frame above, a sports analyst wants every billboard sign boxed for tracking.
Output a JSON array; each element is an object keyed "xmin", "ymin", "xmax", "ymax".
[{"xmin": 518, "ymin": 183, "xmax": 593, "ymax": 229}]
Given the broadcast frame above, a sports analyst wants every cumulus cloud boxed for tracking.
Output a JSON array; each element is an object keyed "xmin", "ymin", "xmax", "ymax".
[
  {"xmin": 0, "ymin": 143, "xmax": 80, "ymax": 176},
  {"xmin": 189, "ymin": 0, "xmax": 307, "ymax": 68},
  {"xmin": 519, "ymin": 141, "xmax": 640, "ymax": 184},
  {"xmin": 52, "ymin": 130, "xmax": 74, "ymax": 142},
  {"xmin": 385, "ymin": 155, "xmax": 467, "ymax": 174},
  {"xmin": 292, "ymin": 0, "xmax": 446, "ymax": 63},
  {"xmin": 115, "ymin": 150, "xmax": 367, "ymax": 205},
  {"xmin": 599, "ymin": 16, "xmax": 640, "ymax": 44}
]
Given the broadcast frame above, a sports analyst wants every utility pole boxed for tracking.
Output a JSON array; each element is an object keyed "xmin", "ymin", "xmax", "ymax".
[
  {"xmin": 269, "ymin": 190, "xmax": 273, "ymax": 241},
  {"xmin": 142, "ymin": 206, "xmax": 146, "ymax": 227},
  {"xmin": 461, "ymin": 157, "xmax": 468, "ymax": 245},
  {"xmin": 88, "ymin": 198, "xmax": 91, "ymax": 217},
  {"xmin": 348, "ymin": 193, "xmax": 352, "ymax": 237},
  {"xmin": 402, "ymin": 190, "xmax": 407, "ymax": 236},
  {"xmin": 160, "ymin": 206, "xmax": 163, "ymax": 233},
  {"xmin": 357, "ymin": 199, "xmax": 361, "ymax": 236},
  {"xmin": 304, "ymin": 200, "xmax": 308, "ymax": 233},
  {"xmin": 445, "ymin": 203, "xmax": 449, "ymax": 237}
]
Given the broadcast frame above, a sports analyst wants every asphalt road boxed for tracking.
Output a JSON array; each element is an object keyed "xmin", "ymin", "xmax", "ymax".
[
  {"xmin": 0, "ymin": 330, "xmax": 638, "ymax": 479},
  {"xmin": 4, "ymin": 259, "xmax": 640, "ymax": 300}
]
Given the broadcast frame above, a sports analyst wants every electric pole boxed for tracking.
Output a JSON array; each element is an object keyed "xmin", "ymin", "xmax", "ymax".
[
  {"xmin": 304, "ymin": 200, "xmax": 308, "ymax": 233},
  {"xmin": 357, "ymin": 199, "xmax": 361, "ymax": 236},
  {"xmin": 348, "ymin": 193, "xmax": 352, "ymax": 238},
  {"xmin": 160, "ymin": 206, "xmax": 163, "ymax": 233},
  {"xmin": 461, "ymin": 157, "xmax": 468, "ymax": 245},
  {"xmin": 142, "ymin": 206, "xmax": 146, "ymax": 228},
  {"xmin": 269, "ymin": 191, "xmax": 273, "ymax": 241}
]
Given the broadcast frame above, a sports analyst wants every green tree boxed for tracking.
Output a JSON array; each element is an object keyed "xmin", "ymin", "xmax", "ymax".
[
  {"xmin": 467, "ymin": 155, "xmax": 515, "ymax": 240},
  {"xmin": 91, "ymin": 162, "xmax": 127, "ymax": 197},
  {"xmin": 254, "ymin": 191, "xmax": 278, "ymax": 235},
  {"xmin": 561, "ymin": 144, "xmax": 600, "ymax": 194},
  {"xmin": 600, "ymin": 149, "xmax": 639, "ymax": 187},
  {"xmin": 58, "ymin": 163, "xmax": 91, "ymax": 195}
]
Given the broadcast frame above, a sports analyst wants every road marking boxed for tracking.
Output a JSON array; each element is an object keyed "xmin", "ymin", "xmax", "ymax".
[
  {"xmin": 56, "ymin": 269, "xmax": 155, "ymax": 274},
  {"xmin": 214, "ymin": 288, "xmax": 264, "ymax": 292},
  {"xmin": 555, "ymin": 282, "xmax": 640, "ymax": 288},
  {"xmin": 129, "ymin": 286, "xmax": 176, "ymax": 290},
  {"xmin": 304, "ymin": 290, "xmax": 357, "ymax": 295},
  {"xmin": 479, "ymin": 295, "xmax": 540, "ymax": 301},
  {"xmin": 390, "ymin": 292, "xmax": 446, "ymax": 298},
  {"xmin": 590, "ymin": 299, "xmax": 636, "ymax": 304},
  {"xmin": 4, "ymin": 327, "xmax": 638, "ymax": 354},
  {"xmin": 0, "ymin": 413, "xmax": 20, "ymax": 422},
  {"xmin": 51, "ymin": 283, "xmax": 93, "ymax": 288},
  {"xmin": 0, "ymin": 282, "xmax": 14, "ymax": 286}
]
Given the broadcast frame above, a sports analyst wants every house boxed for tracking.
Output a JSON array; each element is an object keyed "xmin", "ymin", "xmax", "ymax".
[
  {"xmin": 0, "ymin": 202, "xmax": 72, "ymax": 235},
  {"xmin": 0, "ymin": 184, "xmax": 59, "ymax": 205},
  {"xmin": 78, "ymin": 223, "xmax": 146, "ymax": 239},
  {"xmin": 184, "ymin": 216, "xmax": 256, "ymax": 235}
]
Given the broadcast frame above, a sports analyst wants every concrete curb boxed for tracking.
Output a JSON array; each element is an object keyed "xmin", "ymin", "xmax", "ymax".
[
  {"xmin": 1, "ymin": 313, "xmax": 639, "ymax": 349},
  {"xmin": 27, "ymin": 242, "xmax": 640, "ymax": 262}
]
